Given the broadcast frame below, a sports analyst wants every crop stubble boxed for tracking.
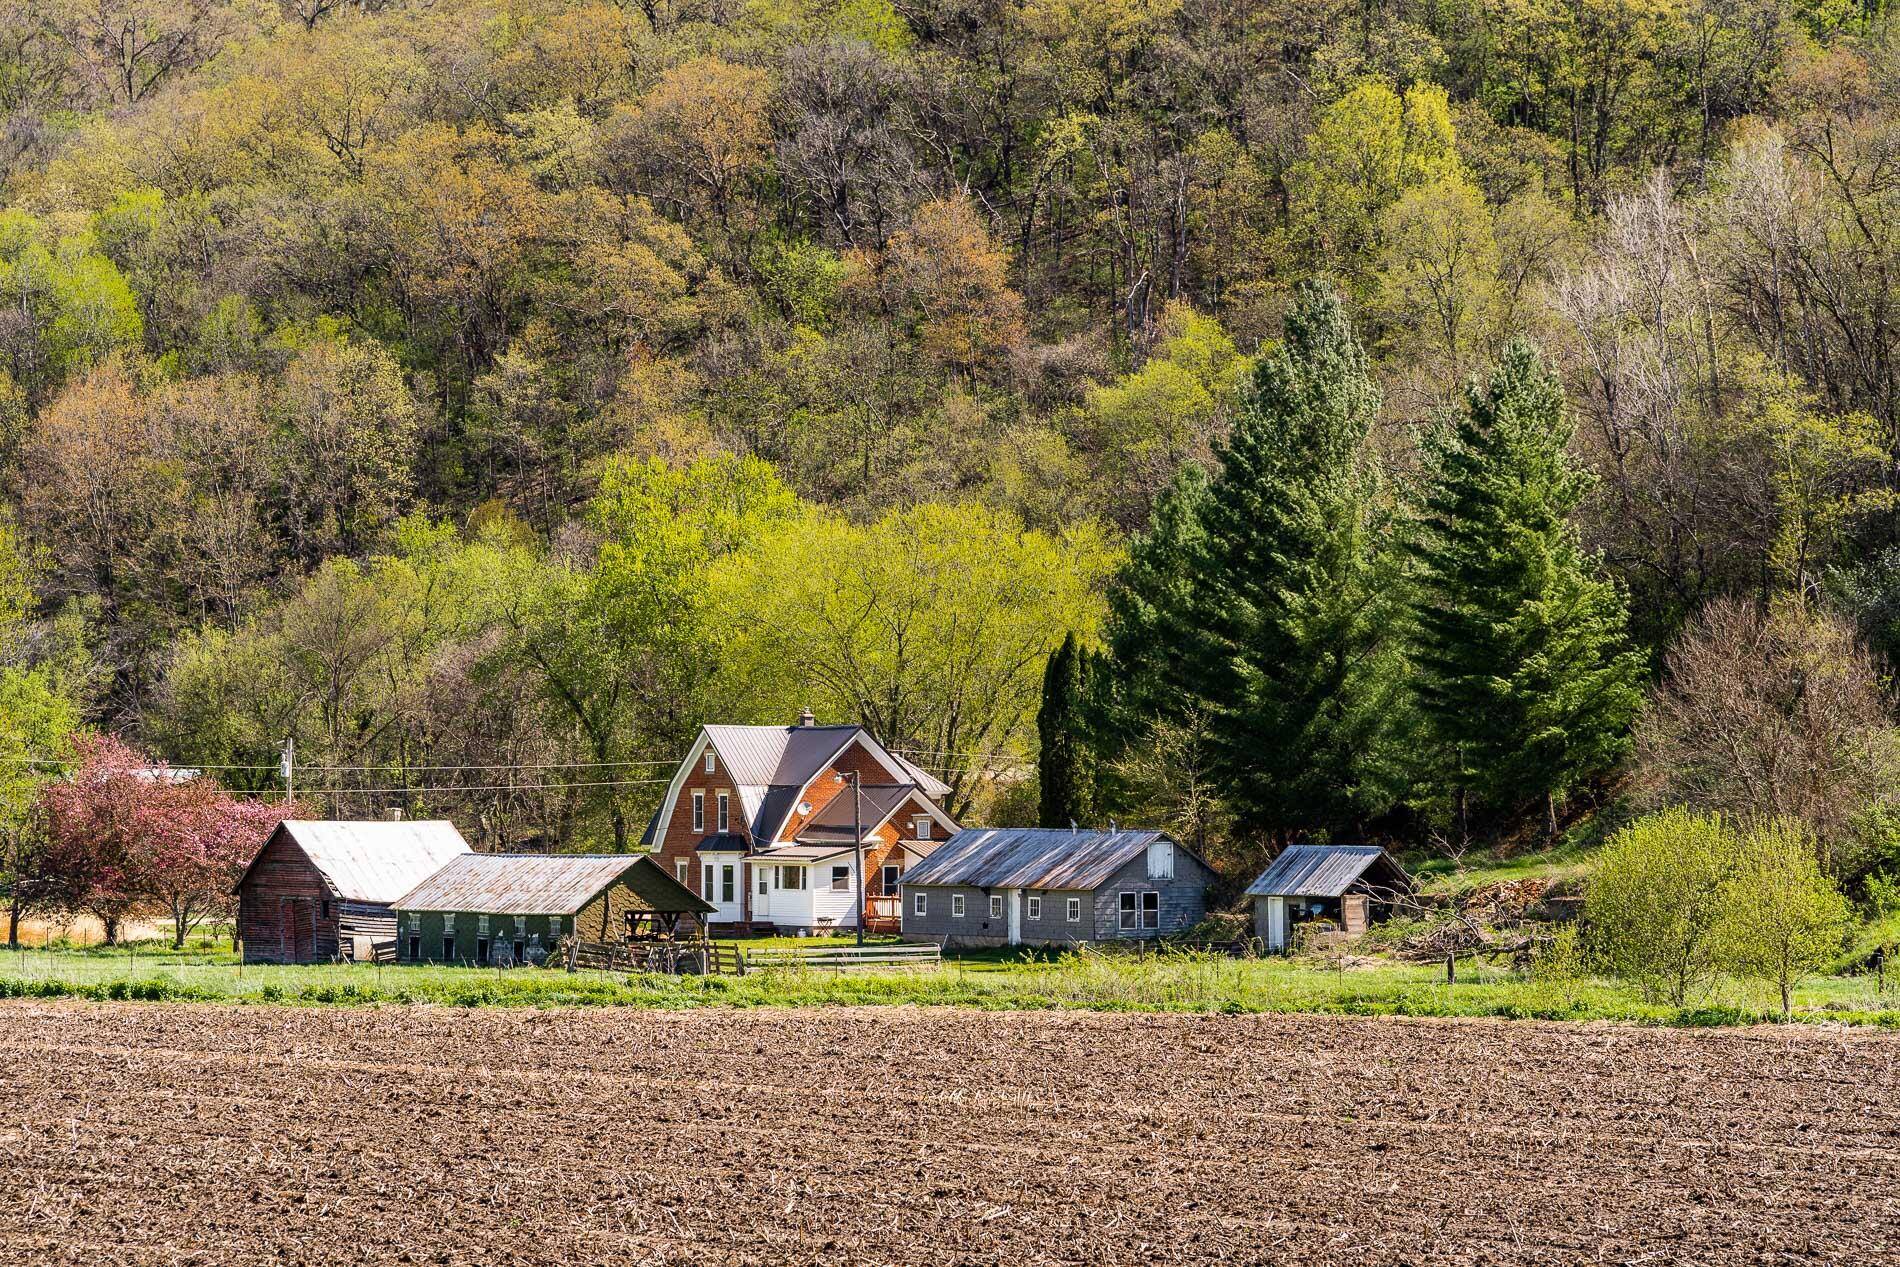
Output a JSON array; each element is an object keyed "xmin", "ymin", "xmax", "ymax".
[{"xmin": 0, "ymin": 1001, "xmax": 1896, "ymax": 1265}]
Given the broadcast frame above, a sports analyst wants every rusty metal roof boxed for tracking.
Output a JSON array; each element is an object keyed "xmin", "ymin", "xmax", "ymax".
[
  {"xmin": 394, "ymin": 853, "xmax": 714, "ymax": 915},
  {"xmin": 1245, "ymin": 846, "xmax": 1405, "ymax": 898},
  {"xmin": 259, "ymin": 820, "xmax": 472, "ymax": 904},
  {"xmin": 902, "ymin": 827, "xmax": 1178, "ymax": 891}
]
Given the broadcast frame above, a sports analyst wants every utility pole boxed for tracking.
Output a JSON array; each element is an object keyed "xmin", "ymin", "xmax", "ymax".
[
  {"xmin": 849, "ymin": 770, "xmax": 865, "ymax": 947},
  {"xmin": 279, "ymin": 738, "xmax": 295, "ymax": 801}
]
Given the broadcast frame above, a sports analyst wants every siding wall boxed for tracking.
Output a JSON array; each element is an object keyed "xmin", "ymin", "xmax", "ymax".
[
  {"xmin": 398, "ymin": 910, "xmax": 569, "ymax": 964},
  {"xmin": 1089, "ymin": 853, "xmax": 1213, "ymax": 941},
  {"xmin": 236, "ymin": 834, "xmax": 343, "ymax": 964},
  {"xmin": 899, "ymin": 852, "xmax": 1215, "ymax": 947}
]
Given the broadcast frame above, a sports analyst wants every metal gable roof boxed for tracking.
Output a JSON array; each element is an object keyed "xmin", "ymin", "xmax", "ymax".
[
  {"xmin": 393, "ymin": 853, "xmax": 714, "ymax": 915},
  {"xmin": 267, "ymin": 820, "xmax": 473, "ymax": 905},
  {"xmin": 901, "ymin": 827, "xmax": 1178, "ymax": 892},
  {"xmin": 1245, "ymin": 846, "xmax": 1399, "ymax": 898}
]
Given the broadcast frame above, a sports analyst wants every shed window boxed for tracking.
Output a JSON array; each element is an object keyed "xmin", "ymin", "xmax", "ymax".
[
  {"xmin": 442, "ymin": 913, "xmax": 455, "ymax": 934},
  {"xmin": 477, "ymin": 914, "xmax": 490, "ymax": 935},
  {"xmin": 951, "ymin": 893, "xmax": 965, "ymax": 918},
  {"xmin": 704, "ymin": 750, "xmax": 716, "ymax": 774},
  {"xmin": 988, "ymin": 895, "xmax": 1003, "ymax": 919},
  {"xmin": 717, "ymin": 791, "xmax": 730, "ymax": 833},
  {"xmin": 913, "ymin": 892, "xmax": 927, "ymax": 917},
  {"xmin": 1067, "ymin": 897, "xmax": 1082, "ymax": 923},
  {"xmin": 692, "ymin": 791, "xmax": 704, "ymax": 833},
  {"xmin": 1142, "ymin": 891, "xmax": 1159, "ymax": 929},
  {"xmin": 549, "ymin": 915, "xmax": 566, "ymax": 936},
  {"xmin": 1027, "ymin": 896, "xmax": 1041, "ymax": 920},
  {"xmin": 407, "ymin": 911, "xmax": 420, "ymax": 931},
  {"xmin": 1119, "ymin": 893, "xmax": 1137, "ymax": 931},
  {"xmin": 1146, "ymin": 839, "xmax": 1175, "ymax": 881},
  {"xmin": 831, "ymin": 865, "xmax": 850, "ymax": 892}
]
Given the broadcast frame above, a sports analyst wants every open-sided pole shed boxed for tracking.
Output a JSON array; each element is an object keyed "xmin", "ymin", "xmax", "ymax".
[{"xmin": 1246, "ymin": 846, "xmax": 1414, "ymax": 951}]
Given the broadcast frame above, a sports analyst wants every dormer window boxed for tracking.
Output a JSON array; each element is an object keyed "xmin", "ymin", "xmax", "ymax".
[
  {"xmin": 703, "ymin": 750, "xmax": 715, "ymax": 774},
  {"xmin": 912, "ymin": 815, "xmax": 932, "ymax": 840}
]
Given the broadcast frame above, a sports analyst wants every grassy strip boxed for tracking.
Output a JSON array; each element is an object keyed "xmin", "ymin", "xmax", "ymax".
[{"xmin": 3, "ymin": 949, "xmax": 1899, "ymax": 1028}]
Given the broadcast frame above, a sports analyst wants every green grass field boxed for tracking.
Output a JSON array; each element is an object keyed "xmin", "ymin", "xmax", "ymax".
[{"xmin": 4, "ymin": 936, "xmax": 1898, "ymax": 1027}]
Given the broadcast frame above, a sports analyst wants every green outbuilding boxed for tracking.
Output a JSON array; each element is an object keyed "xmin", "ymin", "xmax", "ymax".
[{"xmin": 391, "ymin": 853, "xmax": 714, "ymax": 966}]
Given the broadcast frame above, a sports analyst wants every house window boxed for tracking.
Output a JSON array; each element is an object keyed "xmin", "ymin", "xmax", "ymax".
[
  {"xmin": 692, "ymin": 791, "xmax": 704, "ymax": 832},
  {"xmin": 951, "ymin": 893, "xmax": 965, "ymax": 918},
  {"xmin": 831, "ymin": 865, "xmax": 850, "ymax": 892},
  {"xmin": 912, "ymin": 815, "xmax": 932, "ymax": 840},
  {"xmin": 780, "ymin": 866, "xmax": 807, "ymax": 891},
  {"xmin": 1027, "ymin": 896, "xmax": 1041, "ymax": 920},
  {"xmin": 721, "ymin": 864, "xmax": 736, "ymax": 904},
  {"xmin": 988, "ymin": 895, "xmax": 1003, "ymax": 919},
  {"xmin": 913, "ymin": 892, "xmax": 927, "ymax": 917},
  {"xmin": 716, "ymin": 791, "xmax": 730, "ymax": 833},
  {"xmin": 407, "ymin": 911, "xmax": 420, "ymax": 931},
  {"xmin": 1142, "ymin": 891, "xmax": 1159, "ymax": 930},
  {"xmin": 1119, "ymin": 892, "xmax": 1137, "ymax": 931},
  {"xmin": 704, "ymin": 750, "xmax": 716, "ymax": 774},
  {"xmin": 758, "ymin": 871, "xmax": 769, "ymax": 896},
  {"xmin": 407, "ymin": 934, "xmax": 420, "ymax": 960},
  {"xmin": 477, "ymin": 914, "xmax": 490, "ymax": 936},
  {"xmin": 703, "ymin": 863, "xmax": 713, "ymax": 899},
  {"xmin": 442, "ymin": 913, "xmax": 455, "ymax": 934},
  {"xmin": 675, "ymin": 858, "xmax": 689, "ymax": 885},
  {"xmin": 880, "ymin": 863, "xmax": 901, "ymax": 894},
  {"xmin": 1067, "ymin": 897, "xmax": 1081, "ymax": 923}
]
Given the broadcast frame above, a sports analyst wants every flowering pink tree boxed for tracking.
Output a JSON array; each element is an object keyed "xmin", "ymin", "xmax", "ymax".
[{"xmin": 40, "ymin": 735, "xmax": 297, "ymax": 947}]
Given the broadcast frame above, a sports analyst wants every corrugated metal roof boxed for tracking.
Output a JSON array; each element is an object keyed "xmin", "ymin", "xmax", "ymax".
[
  {"xmin": 276, "ymin": 820, "xmax": 472, "ymax": 904},
  {"xmin": 797, "ymin": 783, "xmax": 916, "ymax": 838},
  {"xmin": 394, "ymin": 854, "xmax": 714, "ymax": 915},
  {"xmin": 902, "ymin": 827, "xmax": 1174, "ymax": 891},
  {"xmin": 1245, "ymin": 846, "xmax": 1397, "ymax": 898},
  {"xmin": 751, "ymin": 843, "xmax": 854, "ymax": 863}
]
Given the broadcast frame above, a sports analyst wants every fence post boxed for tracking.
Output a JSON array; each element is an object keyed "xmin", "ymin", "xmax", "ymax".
[{"xmin": 1445, "ymin": 951, "xmax": 1455, "ymax": 985}]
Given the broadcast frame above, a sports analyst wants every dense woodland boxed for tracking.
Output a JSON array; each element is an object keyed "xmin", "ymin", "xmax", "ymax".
[{"xmin": 1, "ymin": 0, "xmax": 1899, "ymax": 922}]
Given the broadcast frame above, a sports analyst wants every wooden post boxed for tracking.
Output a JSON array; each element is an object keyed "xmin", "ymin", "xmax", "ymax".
[{"xmin": 1445, "ymin": 951, "xmax": 1455, "ymax": 985}]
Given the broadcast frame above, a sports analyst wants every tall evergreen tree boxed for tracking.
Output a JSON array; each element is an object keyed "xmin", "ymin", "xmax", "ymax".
[
  {"xmin": 1037, "ymin": 632, "xmax": 1097, "ymax": 827},
  {"xmin": 1104, "ymin": 462, "xmax": 1211, "ymax": 723},
  {"xmin": 1410, "ymin": 340, "xmax": 1645, "ymax": 833},
  {"xmin": 1188, "ymin": 280, "xmax": 1408, "ymax": 839}
]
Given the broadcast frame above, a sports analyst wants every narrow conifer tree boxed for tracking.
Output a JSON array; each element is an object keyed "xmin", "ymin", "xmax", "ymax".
[
  {"xmin": 1188, "ymin": 280, "xmax": 1407, "ymax": 838},
  {"xmin": 1037, "ymin": 632, "xmax": 1097, "ymax": 827},
  {"xmin": 1410, "ymin": 340, "xmax": 1645, "ymax": 832}
]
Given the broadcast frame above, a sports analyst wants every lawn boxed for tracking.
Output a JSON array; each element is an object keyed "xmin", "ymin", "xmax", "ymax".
[{"xmin": 4, "ymin": 936, "xmax": 1899, "ymax": 1027}]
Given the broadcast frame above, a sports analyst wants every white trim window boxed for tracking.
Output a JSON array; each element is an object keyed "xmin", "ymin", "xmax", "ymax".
[
  {"xmin": 880, "ymin": 863, "xmax": 901, "ymax": 894},
  {"xmin": 477, "ymin": 914, "xmax": 490, "ymax": 935},
  {"xmin": 704, "ymin": 749, "xmax": 716, "ymax": 774},
  {"xmin": 912, "ymin": 815, "xmax": 932, "ymax": 840},
  {"xmin": 407, "ymin": 910, "xmax": 421, "ymax": 931},
  {"xmin": 913, "ymin": 891, "xmax": 928, "ymax": 917},
  {"xmin": 757, "ymin": 871, "xmax": 768, "ymax": 896},
  {"xmin": 779, "ymin": 866, "xmax": 807, "ymax": 891},
  {"xmin": 1067, "ymin": 897, "xmax": 1082, "ymax": 923},
  {"xmin": 442, "ymin": 913, "xmax": 456, "ymax": 934},
  {"xmin": 691, "ymin": 790, "xmax": 705, "ymax": 833},
  {"xmin": 1027, "ymin": 896, "xmax": 1041, "ymax": 920},
  {"xmin": 988, "ymin": 894, "xmax": 1003, "ymax": 919},
  {"xmin": 675, "ymin": 858, "xmax": 689, "ymax": 885},
  {"xmin": 716, "ymin": 791, "xmax": 730, "ymax": 833},
  {"xmin": 1141, "ymin": 891, "xmax": 1160, "ymax": 930},
  {"xmin": 951, "ymin": 893, "xmax": 966, "ymax": 918},
  {"xmin": 703, "ymin": 863, "xmax": 714, "ymax": 899},
  {"xmin": 1119, "ymin": 893, "xmax": 1137, "ymax": 931},
  {"xmin": 830, "ymin": 865, "xmax": 850, "ymax": 892}
]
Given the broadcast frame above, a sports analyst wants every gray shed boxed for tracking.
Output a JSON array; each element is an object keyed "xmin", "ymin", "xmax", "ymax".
[
  {"xmin": 900, "ymin": 827, "xmax": 1216, "ymax": 947},
  {"xmin": 1246, "ymin": 845, "xmax": 1413, "ymax": 950}
]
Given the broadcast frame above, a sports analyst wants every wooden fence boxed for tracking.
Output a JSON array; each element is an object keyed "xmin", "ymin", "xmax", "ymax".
[
  {"xmin": 708, "ymin": 941, "xmax": 942, "ymax": 977},
  {"xmin": 566, "ymin": 940, "xmax": 701, "ymax": 975}
]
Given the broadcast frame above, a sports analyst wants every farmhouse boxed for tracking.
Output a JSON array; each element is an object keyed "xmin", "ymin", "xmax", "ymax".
[
  {"xmin": 234, "ymin": 819, "xmax": 472, "ymax": 963},
  {"xmin": 640, "ymin": 711, "xmax": 959, "ymax": 934},
  {"xmin": 899, "ymin": 827, "xmax": 1215, "ymax": 947},
  {"xmin": 1246, "ymin": 845, "xmax": 1414, "ymax": 951},
  {"xmin": 391, "ymin": 854, "xmax": 712, "ymax": 965}
]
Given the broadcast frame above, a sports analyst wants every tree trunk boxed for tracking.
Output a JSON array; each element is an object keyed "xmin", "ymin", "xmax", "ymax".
[
  {"xmin": 102, "ymin": 915, "xmax": 120, "ymax": 946},
  {"xmin": 6, "ymin": 898, "xmax": 18, "ymax": 949}
]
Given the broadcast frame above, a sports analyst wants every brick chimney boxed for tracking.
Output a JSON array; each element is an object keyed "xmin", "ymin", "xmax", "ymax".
[{"xmin": 797, "ymin": 707, "xmax": 815, "ymax": 727}]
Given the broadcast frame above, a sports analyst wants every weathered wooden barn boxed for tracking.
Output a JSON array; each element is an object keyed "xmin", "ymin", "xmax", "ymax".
[
  {"xmin": 1246, "ymin": 845, "xmax": 1414, "ymax": 951},
  {"xmin": 234, "ymin": 819, "xmax": 472, "ymax": 963},
  {"xmin": 391, "ymin": 854, "xmax": 714, "ymax": 965},
  {"xmin": 899, "ymin": 827, "xmax": 1215, "ymax": 947}
]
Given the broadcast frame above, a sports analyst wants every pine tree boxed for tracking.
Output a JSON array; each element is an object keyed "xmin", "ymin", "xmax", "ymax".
[
  {"xmin": 1410, "ymin": 340, "xmax": 1645, "ymax": 833},
  {"xmin": 1037, "ymin": 632, "xmax": 1097, "ymax": 827},
  {"xmin": 1188, "ymin": 280, "xmax": 1408, "ymax": 838},
  {"xmin": 1104, "ymin": 462, "xmax": 1210, "ymax": 724}
]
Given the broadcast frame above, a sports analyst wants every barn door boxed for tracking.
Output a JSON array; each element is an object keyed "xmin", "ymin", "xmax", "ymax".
[{"xmin": 279, "ymin": 899, "xmax": 314, "ymax": 962}]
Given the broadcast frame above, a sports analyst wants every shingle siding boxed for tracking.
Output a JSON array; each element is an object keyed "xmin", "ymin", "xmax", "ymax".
[{"xmin": 901, "ymin": 851, "xmax": 1215, "ymax": 947}]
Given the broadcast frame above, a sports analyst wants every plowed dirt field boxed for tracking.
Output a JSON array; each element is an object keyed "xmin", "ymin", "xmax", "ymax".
[{"xmin": 1, "ymin": 1001, "xmax": 1896, "ymax": 1265}]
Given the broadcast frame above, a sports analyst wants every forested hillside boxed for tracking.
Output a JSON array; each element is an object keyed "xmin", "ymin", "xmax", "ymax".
[{"xmin": 0, "ymin": 0, "xmax": 1896, "ymax": 877}]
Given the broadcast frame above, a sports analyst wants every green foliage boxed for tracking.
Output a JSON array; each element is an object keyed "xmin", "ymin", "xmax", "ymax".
[
  {"xmin": 1712, "ymin": 820, "xmax": 1852, "ymax": 1017},
  {"xmin": 1409, "ymin": 341, "xmax": 1644, "ymax": 827},
  {"xmin": 1586, "ymin": 808, "xmax": 1733, "ymax": 1006},
  {"xmin": 1188, "ymin": 281, "xmax": 1408, "ymax": 836}
]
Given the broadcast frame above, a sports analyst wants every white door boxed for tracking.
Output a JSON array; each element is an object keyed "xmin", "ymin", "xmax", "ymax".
[
  {"xmin": 1266, "ymin": 896, "xmax": 1288, "ymax": 951},
  {"xmin": 1006, "ymin": 889, "xmax": 1022, "ymax": 944},
  {"xmin": 702, "ymin": 856, "xmax": 744, "ymax": 924}
]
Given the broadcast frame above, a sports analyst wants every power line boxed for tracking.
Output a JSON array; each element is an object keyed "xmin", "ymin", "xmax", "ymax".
[
  {"xmin": 0, "ymin": 756, "xmax": 682, "ymax": 773},
  {"xmin": 284, "ymin": 777, "xmax": 675, "ymax": 795}
]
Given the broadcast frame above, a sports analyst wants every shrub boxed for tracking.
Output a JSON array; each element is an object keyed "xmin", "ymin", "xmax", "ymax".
[
  {"xmin": 1713, "ymin": 820, "xmax": 1852, "ymax": 1019},
  {"xmin": 1586, "ymin": 808, "xmax": 1731, "ymax": 1005}
]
